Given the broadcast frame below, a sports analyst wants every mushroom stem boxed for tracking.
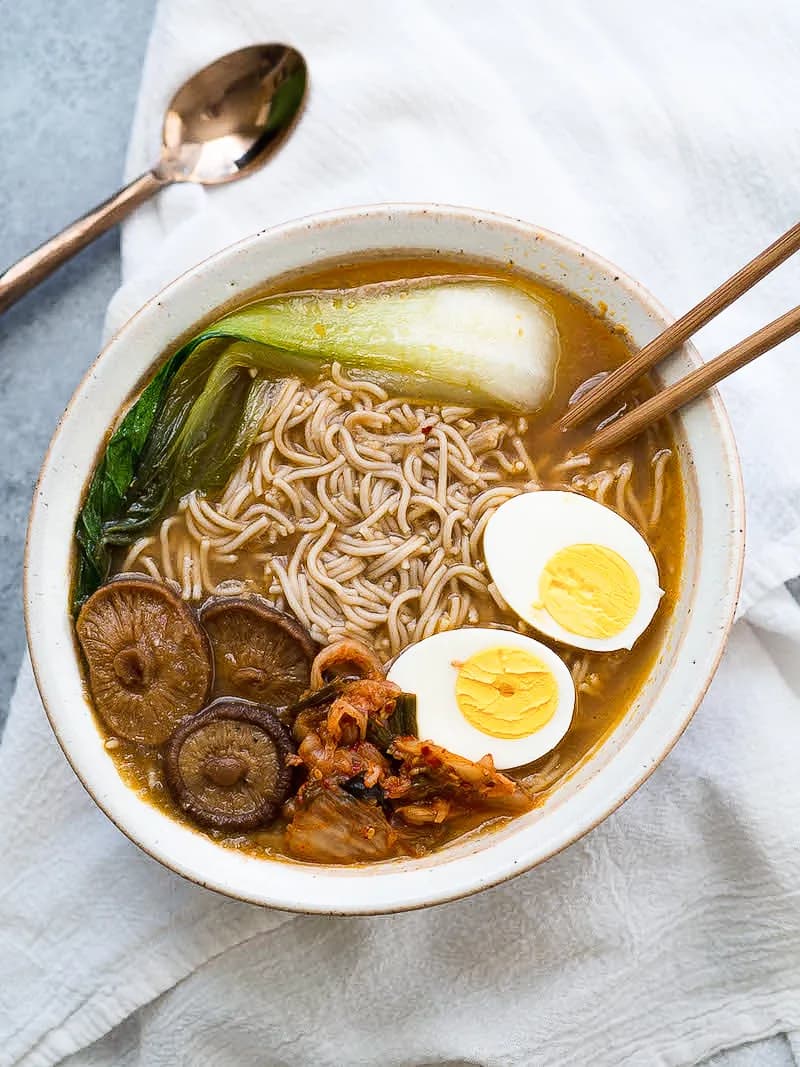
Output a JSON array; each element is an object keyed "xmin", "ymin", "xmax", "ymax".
[{"xmin": 202, "ymin": 754, "xmax": 249, "ymax": 787}]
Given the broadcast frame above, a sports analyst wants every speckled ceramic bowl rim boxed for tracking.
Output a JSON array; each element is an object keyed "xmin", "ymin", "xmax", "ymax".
[{"xmin": 24, "ymin": 204, "xmax": 745, "ymax": 914}]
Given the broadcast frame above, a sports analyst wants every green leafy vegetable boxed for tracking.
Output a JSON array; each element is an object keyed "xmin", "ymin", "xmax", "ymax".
[
  {"xmin": 366, "ymin": 719, "xmax": 393, "ymax": 753},
  {"xmin": 201, "ymin": 277, "xmax": 559, "ymax": 412},
  {"xmin": 101, "ymin": 342, "xmax": 293, "ymax": 547},
  {"xmin": 73, "ymin": 346, "xmax": 191, "ymax": 609},
  {"xmin": 387, "ymin": 693, "xmax": 418, "ymax": 737},
  {"xmin": 73, "ymin": 276, "xmax": 558, "ymax": 610},
  {"xmin": 282, "ymin": 680, "xmax": 352, "ymax": 718},
  {"xmin": 73, "ymin": 338, "xmax": 294, "ymax": 610},
  {"xmin": 367, "ymin": 693, "xmax": 418, "ymax": 752}
]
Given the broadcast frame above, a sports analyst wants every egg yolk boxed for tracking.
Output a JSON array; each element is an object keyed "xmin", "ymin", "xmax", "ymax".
[
  {"xmin": 538, "ymin": 543, "xmax": 640, "ymax": 638},
  {"xmin": 455, "ymin": 646, "xmax": 559, "ymax": 739}
]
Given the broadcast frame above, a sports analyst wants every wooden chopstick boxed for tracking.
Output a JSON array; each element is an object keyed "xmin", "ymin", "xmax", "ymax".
[
  {"xmin": 560, "ymin": 220, "xmax": 800, "ymax": 431},
  {"xmin": 586, "ymin": 303, "xmax": 800, "ymax": 453}
]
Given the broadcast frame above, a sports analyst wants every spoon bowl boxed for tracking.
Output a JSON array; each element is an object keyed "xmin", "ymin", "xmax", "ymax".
[{"xmin": 159, "ymin": 45, "xmax": 307, "ymax": 184}]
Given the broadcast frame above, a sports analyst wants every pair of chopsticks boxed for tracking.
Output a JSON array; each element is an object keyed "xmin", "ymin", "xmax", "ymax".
[{"xmin": 560, "ymin": 221, "xmax": 800, "ymax": 451}]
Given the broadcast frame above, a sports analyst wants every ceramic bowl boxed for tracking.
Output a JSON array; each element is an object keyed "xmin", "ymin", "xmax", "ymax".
[{"xmin": 24, "ymin": 205, "xmax": 744, "ymax": 913}]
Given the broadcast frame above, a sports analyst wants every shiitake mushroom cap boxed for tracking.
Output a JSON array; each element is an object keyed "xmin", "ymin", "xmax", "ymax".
[
  {"xmin": 164, "ymin": 699, "xmax": 295, "ymax": 831},
  {"xmin": 199, "ymin": 596, "xmax": 317, "ymax": 706},
  {"xmin": 76, "ymin": 575, "xmax": 212, "ymax": 744}
]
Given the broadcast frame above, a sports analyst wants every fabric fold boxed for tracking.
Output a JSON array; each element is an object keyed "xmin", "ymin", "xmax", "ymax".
[{"xmin": 0, "ymin": 663, "xmax": 296, "ymax": 1067}]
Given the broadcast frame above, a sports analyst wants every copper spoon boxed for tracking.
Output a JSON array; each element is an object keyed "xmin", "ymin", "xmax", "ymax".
[{"xmin": 0, "ymin": 44, "xmax": 307, "ymax": 314}]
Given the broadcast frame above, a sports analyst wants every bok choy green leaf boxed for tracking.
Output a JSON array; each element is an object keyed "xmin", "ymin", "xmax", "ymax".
[
  {"xmin": 74, "ymin": 345, "xmax": 191, "ymax": 610},
  {"xmin": 72, "ymin": 339, "xmax": 290, "ymax": 610},
  {"xmin": 100, "ymin": 343, "xmax": 294, "ymax": 547}
]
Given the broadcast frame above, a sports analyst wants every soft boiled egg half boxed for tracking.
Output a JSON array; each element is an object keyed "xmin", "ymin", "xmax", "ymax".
[
  {"xmin": 387, "ymin": 627, "xmax": 575, "ymax": 769},
  {"xmin": 483, "ymin": 490, "xmax": 663, "ymax": 653}
]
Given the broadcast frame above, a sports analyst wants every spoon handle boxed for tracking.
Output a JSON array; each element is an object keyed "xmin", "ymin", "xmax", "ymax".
[{"xmin": 0, "ymin": 170, "xmax": 167, "ymax": 314}]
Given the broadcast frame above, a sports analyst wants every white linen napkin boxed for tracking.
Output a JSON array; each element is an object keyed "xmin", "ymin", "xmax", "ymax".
[{"xmin": 2, "ymin": 2, "xmax": 800, "ymax": 1064}]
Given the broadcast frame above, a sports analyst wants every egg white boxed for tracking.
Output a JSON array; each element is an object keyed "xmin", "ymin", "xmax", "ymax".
[
  {"xmin": 483, "ymin": 490, "xmax": 663, "ymax": 652},
  {"xmin": 386, "ymin": 627, "xmax": 575, "ymax": 769}
]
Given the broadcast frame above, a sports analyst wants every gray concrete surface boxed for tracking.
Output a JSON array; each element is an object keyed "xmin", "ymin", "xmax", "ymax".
[{"xmin": 0, "ymin": 0, "xmax": 156, "ymax": 724}]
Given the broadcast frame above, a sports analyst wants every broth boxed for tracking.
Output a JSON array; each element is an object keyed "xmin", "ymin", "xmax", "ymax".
[{"xmin": 77, "ymin": 258, "xmax": 684, "ymax": 864}]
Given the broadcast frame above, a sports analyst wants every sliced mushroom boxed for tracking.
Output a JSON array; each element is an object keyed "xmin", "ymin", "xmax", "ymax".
[
  {"xmin": 76, "ymin": 576, "xmax": 211, "ymax": 744},
  {"xmin": 164, "ymin": 699, "xmax": 294, "ymax": 830},
  {"xmin": 309, "ymin": 638, "xmax": 385, "ymax": 691},
  {"xmin": 199, "ymin": 596, "xmax": 317, "ymax": 706}
]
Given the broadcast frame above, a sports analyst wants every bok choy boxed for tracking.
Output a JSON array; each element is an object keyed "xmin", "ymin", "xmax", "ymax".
[
  {"xmin": 73, "ymin": 277, "xmax": 559, "ymax": 609},
  {"xmin": 204, "ymin": 277, "xmax": 559, "ymax": 411}
]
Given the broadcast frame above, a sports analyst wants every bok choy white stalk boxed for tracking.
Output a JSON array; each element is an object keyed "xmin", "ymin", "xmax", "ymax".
[{"xmin": 211, "ymin": 277, "xmax": 560, "ymax": 411}]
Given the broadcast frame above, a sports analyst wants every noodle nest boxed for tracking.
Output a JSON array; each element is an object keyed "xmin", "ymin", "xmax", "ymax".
[{"xmin": 123, "ymin": 364, "xmax": 670, "ymax": 658}]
